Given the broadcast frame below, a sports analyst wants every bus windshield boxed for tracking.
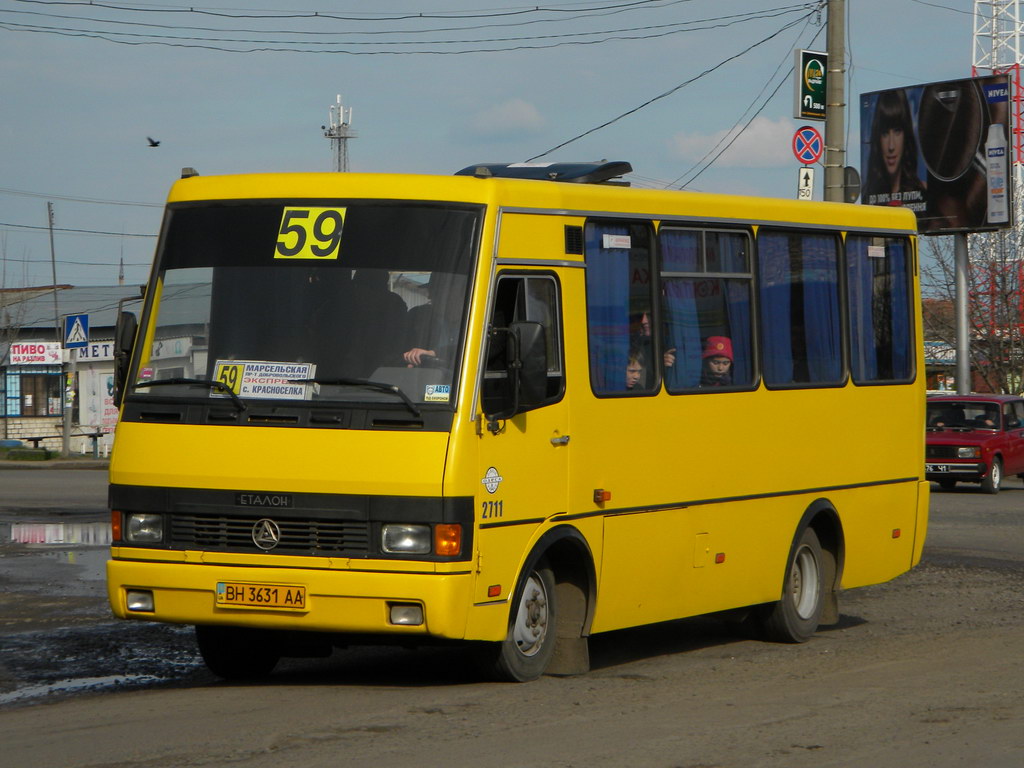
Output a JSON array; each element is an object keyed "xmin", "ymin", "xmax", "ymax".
[{"xmin": 129, "ymin": 201, "xmax": 480, "ymax": 408}]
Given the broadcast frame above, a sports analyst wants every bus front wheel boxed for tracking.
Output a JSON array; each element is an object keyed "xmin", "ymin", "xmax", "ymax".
[
  {"xmin": 195, "ymin": 625, "xmax": 280, "ymax": 680},
  {"xmin": 485, "ymin": 561, "xmax": 557, "ymax": 682},
  {"xmin": 760, "ymin": 527, "xmax": 825, "ymax": 643}
]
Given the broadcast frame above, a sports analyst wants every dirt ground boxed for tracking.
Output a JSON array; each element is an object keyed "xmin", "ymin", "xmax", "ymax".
[
  {"xmin": 0, "ymin": 556, "xmax": 1021, "ymax": 767},
  {"xmin": 0, "ymin": 470, "xmax": 1021, "ymax": 767}
]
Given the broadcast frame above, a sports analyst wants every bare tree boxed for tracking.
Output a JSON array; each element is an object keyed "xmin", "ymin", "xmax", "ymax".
[{"xmin": 921, "ymin": 232, "xmax": 1024, "ymax": 394}]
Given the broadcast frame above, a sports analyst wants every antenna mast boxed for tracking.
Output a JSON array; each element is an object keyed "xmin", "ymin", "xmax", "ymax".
[
  {"xmin": 323, "ymin": 95, "xmax": 356, "ymax": 173},
  {"xmin": 971, "ymin": 0, "xmax": 1024, "ymax": 392}
]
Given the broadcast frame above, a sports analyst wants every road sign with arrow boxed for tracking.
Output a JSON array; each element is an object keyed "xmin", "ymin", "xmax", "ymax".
[{"xmin": 797, "ymin": 167, "xmax": 815, "ymax": 201}]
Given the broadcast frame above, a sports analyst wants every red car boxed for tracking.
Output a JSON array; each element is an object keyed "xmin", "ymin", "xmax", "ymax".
[{"xmin": 926, "ymin": 394, "xmax": 1024, "ymax": 493}]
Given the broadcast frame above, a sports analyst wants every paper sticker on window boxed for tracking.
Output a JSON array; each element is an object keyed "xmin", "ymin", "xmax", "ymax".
[
  {"xmin": 867, "ymin": 245, "xmax": 886, "ymax": 259},
  {"xmin": 424, "ymin": 384, "xmax": 451, "ymax": 402},
  {"xmin": 213, "ymin": 360, "xmax": 316, "ymax": 400},
  {"xmin": 275, "ymin": 207, "xmax": 345, "ymax": 260},
  {"xmin": 603, "ymin": 234, "xmax": 632, "ymax": 249}
]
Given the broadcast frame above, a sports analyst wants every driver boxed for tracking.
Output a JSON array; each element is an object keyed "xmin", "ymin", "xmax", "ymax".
[{"xmin": 403, "ymin": 274, "xmax": 459, "ymax": 367}]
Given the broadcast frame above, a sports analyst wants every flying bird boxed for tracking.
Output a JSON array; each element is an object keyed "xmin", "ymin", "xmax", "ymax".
[{"xmin": 147, "ymin": 137, "xmax": 161, "ymax": 147}]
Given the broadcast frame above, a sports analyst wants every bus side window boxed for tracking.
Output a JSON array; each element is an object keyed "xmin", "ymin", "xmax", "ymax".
[
  {"xmin": 584, "ymin": 221, "xmax": 657, "ymax": 396},
  {"xmin": 846, "ymin": 235, "xmax": 913, "ymax": 383},
  {"xmin": 659, "ymin": 228, "xmax": 754, "ymax": 392},
  {"xmin": 758, "ymin": 230, "xmax": 842, "ymax": 387},
  {"xmin": 482, "ymin": 274, "xmax": 564, "ymax": 414}
]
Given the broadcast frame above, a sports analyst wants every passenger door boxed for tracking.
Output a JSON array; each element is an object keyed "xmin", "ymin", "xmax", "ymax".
[{"xmin": 474, "ymin": 272, "xmax": 568, "ymax": 603}]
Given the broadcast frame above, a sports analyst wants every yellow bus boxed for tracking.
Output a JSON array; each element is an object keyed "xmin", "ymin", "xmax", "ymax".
[{"xmin": 107, "ymin": 162, "xmax": 927, "ymax": 681}]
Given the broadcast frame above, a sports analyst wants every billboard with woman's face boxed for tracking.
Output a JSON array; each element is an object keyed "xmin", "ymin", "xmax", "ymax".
[{"xmin": 860, "ymin": 75, "xmax": 1012, "ymax": 234}]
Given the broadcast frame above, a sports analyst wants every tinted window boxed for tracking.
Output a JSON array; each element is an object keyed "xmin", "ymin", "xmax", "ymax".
[
  {"xmin": 847, "ymin": 235, "xmax": 913, "ymax": 382},
  {"xmin": 758, "ymin": 231, "xmax": 842, "ymax": 386},
  {"xmin": 584, "ymin": 221, "xmax": 657, "ymax": 395},
  {"xmin": 660, "ymin": 228, "xmax": 754, "ymax": 391}
]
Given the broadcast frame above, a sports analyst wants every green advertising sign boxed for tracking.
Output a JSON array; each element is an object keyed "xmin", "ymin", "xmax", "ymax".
[{"xmin": 794, "ymin": 50, "xmax": 827, "ymax": 121}]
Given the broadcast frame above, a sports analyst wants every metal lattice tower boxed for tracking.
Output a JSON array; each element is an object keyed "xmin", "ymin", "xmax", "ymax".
[
  {"xmin": 323, "ymin": 95, "xmax": 356, "ymax": 173},
  {"xmin": 973, "ymin": 0, "xmax": 1023, "ymax": 223},
  {"xmin": 972, "ymin": 1, "xmax": 1024, "ymax": 386}
]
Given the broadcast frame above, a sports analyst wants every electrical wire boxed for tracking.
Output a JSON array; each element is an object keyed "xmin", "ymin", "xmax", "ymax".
[
  {"xmin": 668, "ymin": 16, "xmax": 823, "ymax": 188},
  {"xmin": 525, "ymin": 10, "xmax": 813, "ymax": 161},
  {"xmin": 0, "ymin": 222, "xmax": 157, "ymax": 238},
  {"xmin": 0, "ymin": 187, "xmax": 161, "ymax": 208},
  {"xmin": 10, "ymin": 0, "xmax": 693, "ymax": 23},
  {"xmin": 0, "ymin": 5, "xmax": 816, "ymax": 53}
]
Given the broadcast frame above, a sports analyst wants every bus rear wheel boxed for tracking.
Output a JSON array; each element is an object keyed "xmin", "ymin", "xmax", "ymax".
[
  {"xmin": 759, "ymin": 527, "xmax": 825, "ymax": 643},
  {"xmin": 485, "ymin": 561, "xmax": 557, "ymax": 682},
  {"xmin": 195, "ymin": 625, "xmax": 280, "ymax": 680}
]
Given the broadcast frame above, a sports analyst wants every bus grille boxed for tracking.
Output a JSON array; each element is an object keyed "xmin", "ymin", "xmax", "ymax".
[{"xmin": 169, "ymin": 513, "xmax": 371, "ymax": 555}]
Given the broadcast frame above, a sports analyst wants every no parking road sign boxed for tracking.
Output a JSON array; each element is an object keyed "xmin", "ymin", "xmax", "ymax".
[{"xmin": 792, "ymin": 125, "xmax": 824, "ymax": 165}]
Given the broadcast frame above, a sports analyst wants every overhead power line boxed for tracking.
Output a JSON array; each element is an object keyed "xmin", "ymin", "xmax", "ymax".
[
  {"xmin": 669, "ymin": 16, "xmax": 824, "ymax": 188},
  {"xmin": 0, "ymin": 221, "xmax": 157, "ymax": 238},
  {"xmin": 526, "ymin": 9, "xmax": 815, "ymax": 161},
  {"xmin": 0, "ymin": 2, "xmax": 820, "ymax": 54},
  {"xmin": 10, "ymin": 0, "xmax": 693, "ymax": 23},
  {"xmin": 0, "ymin": 187, "xmax": 161, "ymax": 208}
]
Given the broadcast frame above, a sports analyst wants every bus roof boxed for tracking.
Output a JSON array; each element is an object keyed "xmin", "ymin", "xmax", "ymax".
[{"xmin": 166, "ymin": 170, "xmax": 919, "ymax": 234}]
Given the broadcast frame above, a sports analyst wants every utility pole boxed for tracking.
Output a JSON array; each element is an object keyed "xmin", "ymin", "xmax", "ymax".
[
  {"xmin": 824, "ymin": 0, "xmax": 846, "ymax": 202},
  {"xmin": 47, "ymin": 202, "xmax": 72, "ymax": 456},
  {"xmin": 323, "ymin": 95, "xmax": 356, "ymax": 172}
]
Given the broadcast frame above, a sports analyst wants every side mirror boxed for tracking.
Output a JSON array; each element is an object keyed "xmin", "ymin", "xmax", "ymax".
[
  {"xmin": 511, "ymin": 321, "xmax": 548, "ymax": 409},
  {"xmin": 483, "ymin": 321, "xmax": 548, "ymax": 432},
  {"xmin": 112, "ymin": 310, "xmax": 137, "ymax": 407}
]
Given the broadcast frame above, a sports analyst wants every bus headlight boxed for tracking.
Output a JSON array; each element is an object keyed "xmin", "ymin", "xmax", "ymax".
[
  {"xmin": 381, "ymin": 524, "xmax": 431, "ymax": 554},
  {"xmin": 957, "ymin": 446, "xmax": 981, "ymax": 458},
  {"xmin": 125, "ymin": 513, "xmax": 164, "ymax": 543}
]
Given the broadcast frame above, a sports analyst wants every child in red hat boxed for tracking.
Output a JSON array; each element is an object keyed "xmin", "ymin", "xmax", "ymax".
[{"xmin": 700, "ymin": 336, "xmax": 732, "ymax": 387}]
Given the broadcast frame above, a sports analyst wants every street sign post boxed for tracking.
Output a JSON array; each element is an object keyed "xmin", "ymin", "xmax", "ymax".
[
  {"xmin": 792, "ymin": 126, "xmax": 824, "ymax": 165},
  {"xmin": 797, "ymin": 167, "xmax": 815, "ymax": 201},
  {"xmin": 64, "ymin": 314, "xmax": 89, "ymax": 349},
  {"xmin": 793, "ymin": 50, "xmax": 827, "ymax": 121}
]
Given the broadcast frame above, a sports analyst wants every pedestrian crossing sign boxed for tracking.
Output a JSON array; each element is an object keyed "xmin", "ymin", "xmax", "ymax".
[{"xmin": 64, "ymin": 314, "xmax": 89, "ymax": 348}]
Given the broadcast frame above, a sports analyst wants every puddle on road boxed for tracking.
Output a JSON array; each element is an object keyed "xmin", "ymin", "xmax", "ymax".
[
  {"xmin": 3, "ymin": 521, "xmax": 111, "ymax": 546},
  {"xmin": 0, "ymin": 675, "xmax": 172, "ymax": 707},
  {"xmin": 0, "ymin": 522, "xmax": 112, "ymax": 583}
]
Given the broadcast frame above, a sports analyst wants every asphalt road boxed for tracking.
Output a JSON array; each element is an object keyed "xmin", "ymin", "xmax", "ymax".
[{"xmin": 0, "ymin": 467, "xmax": 1021, "ymax": 767}]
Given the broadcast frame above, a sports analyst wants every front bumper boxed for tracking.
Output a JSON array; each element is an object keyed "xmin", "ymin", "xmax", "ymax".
[
  {"xmin": 924, "ymin": 461, "xmax": 986, "ymax": 482},
  {"xmin": 107, "ymin": 557, "xmax": 476, "ymax": 640}
]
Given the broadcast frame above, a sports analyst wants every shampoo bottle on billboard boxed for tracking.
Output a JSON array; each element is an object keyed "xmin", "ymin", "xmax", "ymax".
[{"xmin": 986, "ymin": 123, "xmax": 1009, "ymax": 224}]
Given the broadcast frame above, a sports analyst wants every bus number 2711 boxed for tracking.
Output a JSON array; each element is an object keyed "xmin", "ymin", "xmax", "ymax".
[{"xmin": 481, "ymin": 500, "xmax": 504, "ymax": 519}]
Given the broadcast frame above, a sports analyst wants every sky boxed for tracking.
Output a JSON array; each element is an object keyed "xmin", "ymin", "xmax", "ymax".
[{"xmin": 0, "ymin": 0, "xmax": 980, "ymax": 288}]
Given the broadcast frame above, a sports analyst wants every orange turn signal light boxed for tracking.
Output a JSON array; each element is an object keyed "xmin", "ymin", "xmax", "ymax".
[
  {"xmin": 593, "ymin": 489, "xmax": 611, "ymax": 503},
  {"xmin": 487, "ymin": 585, "xmax": 501, "ymax": 598},
  {"xmin": 434, "ymin": 524, "xmax": 462, "ymax": 556},
  {"xmin": 892, "ymin": 528, "xmax": 901, "ymax": 539},
  {"xmin": 111, "ymin": 510, "xmax": 122, "ymax": 542}
]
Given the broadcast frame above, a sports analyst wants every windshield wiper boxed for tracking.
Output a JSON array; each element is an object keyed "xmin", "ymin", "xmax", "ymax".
[
  {"xmin": 132, "ymin": 377, "xmax": 248, "ymax": 412},
  {"xmin": 288, "ymin": 377, "xmax": 421, "ymax": 417}
]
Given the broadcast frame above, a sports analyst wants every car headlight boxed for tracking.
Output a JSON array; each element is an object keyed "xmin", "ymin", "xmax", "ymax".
[
  {"xmin": 957, "ymin": 446, "xmax": 981, "ymax": 458},
  {"xmin": 125, "ymin": 513, "xmax": 164, "ymax": 543},
  {"xmin": 381, "ymin": 524, "xmax": 432, "ymax": 554}
]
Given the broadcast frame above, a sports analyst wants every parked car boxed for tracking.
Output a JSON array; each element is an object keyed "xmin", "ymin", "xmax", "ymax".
[{"xmin": 925, "ymin": 393, "xmax": 1024, "ymax": 493}]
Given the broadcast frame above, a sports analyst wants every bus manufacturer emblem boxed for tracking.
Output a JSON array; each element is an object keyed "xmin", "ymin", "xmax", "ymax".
[
  {"xmin": 252, "ymin": 518, "xmax": 282, "ymax": 550},
  {"xmin": 481, "ymin": 467, "xmax": 504, "ymax": 494}
]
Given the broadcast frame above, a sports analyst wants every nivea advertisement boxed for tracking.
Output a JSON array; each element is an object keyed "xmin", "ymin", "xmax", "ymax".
[{"xmin": 860, "ymin": 74, "xmax": 1012, "ymax": 234}]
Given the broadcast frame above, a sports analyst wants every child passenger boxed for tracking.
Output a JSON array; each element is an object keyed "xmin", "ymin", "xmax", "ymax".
[
  {"xmin": 625, "ymin": 348, "xmax": 645, "ymax": 390},
  {"xmin": 700, "ymin": 336, "xmax": 733, "ymax": 387}
]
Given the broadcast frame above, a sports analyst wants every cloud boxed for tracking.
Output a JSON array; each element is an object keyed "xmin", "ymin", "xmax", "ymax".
[
  {"xmin": 668, "ymin": 116, "xmax": 795, "ymax": 169},
  {"xmin": 465, "ymin": 98, "xmax": 546, "ymax": 140}
]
